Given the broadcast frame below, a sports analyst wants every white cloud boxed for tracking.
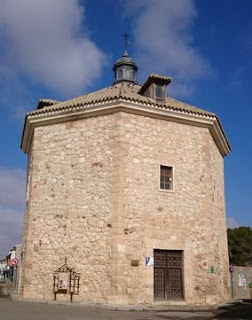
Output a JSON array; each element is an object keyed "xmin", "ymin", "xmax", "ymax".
[
  {"xmin": 0, "ymin": 167, "xmax": 25, "ymax": 258},
  {"xmin": 0, "ymin": 207, "xmax": 23, "ymax": 258},
  {"xmin": 0, "ymin": 0, "xmax": 105, "ymax": 96},
  {"xmin": 125, "ymin": 0, "xmax": 212, "ymax": 97},
  {"xmin": 227, "ymin": 217, "xmax": 239, "ymax": 229},
  {"xmin": 0, "ymin": 167, "xmax": 26, "ymax": 207}
]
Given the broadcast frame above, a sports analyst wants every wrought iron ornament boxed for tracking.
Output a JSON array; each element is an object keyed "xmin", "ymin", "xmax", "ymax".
[{"xmin": 53, "ymin": 258, "xmax": 80, "ymax": 302}]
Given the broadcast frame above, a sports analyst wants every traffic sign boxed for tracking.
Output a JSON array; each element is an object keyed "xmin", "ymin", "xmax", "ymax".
[
  {"xmin": 229, "ymin": 264, "xmax": 235, "ymax": 273},
  {"xmin": 11, "ymin": 258, "xmax": 18, "ymax": 266}
]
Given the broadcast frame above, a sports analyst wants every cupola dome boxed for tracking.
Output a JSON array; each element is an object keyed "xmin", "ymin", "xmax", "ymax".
[{"xmin": 113, "ymin": 34, "xmax": 138, "ymax": 84}]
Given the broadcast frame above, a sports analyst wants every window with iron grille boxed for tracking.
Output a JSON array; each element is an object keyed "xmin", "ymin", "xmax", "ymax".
[{"xmin": 160, "ymin": 165, "xmax": 173, "ymax": 190}]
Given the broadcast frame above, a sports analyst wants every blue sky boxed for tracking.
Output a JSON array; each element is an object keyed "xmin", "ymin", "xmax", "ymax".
[{"xmin": 0, "ymin": 0, "xmax": 251, "ymax": 258}]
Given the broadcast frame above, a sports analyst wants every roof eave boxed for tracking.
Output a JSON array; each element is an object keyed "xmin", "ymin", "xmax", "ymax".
[{"xmin": 21, "ymin": 99, "xmax": 231, "ymax": 157}]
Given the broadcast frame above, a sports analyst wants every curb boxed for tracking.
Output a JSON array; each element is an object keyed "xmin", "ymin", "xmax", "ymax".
[{"xmin": 5, "ymin": 283, "xmax": 239, "ymax": 312}]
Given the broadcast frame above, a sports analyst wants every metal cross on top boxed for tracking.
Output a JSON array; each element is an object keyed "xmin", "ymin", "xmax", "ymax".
[{"xmin": 123, "ymin": 33, "xmax": 129, "ymax": 55}]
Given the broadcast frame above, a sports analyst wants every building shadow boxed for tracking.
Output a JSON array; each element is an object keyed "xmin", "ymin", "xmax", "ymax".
[{"xmin": 215, "ymin": 299, "xmax": 252, "ymax": 319}]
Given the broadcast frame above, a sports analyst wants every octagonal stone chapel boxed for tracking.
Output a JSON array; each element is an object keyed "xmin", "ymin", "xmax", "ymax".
[{"xmin": 20, "ymin": 43, "xmax": 231, "ymax": 306}]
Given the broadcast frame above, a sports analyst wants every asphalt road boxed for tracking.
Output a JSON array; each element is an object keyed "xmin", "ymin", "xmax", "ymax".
[
  {"xmin": 1, "ymin": 297, "xmax": 252, "ymax": 320},
  {"xmin": 0, "ymin": 298, "xmax": 213, "ymax": 320}
]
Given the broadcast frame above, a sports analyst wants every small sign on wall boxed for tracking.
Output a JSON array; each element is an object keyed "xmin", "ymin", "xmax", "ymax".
[
  {"xmin": 208, "ymin": 266, "xmax": 215, "ymax": 273},
  {"xmin": 131, "ymin": 260, "xmax": 139, "ymax": 267},
  {"xmin": 238, "ymin": 271, "xmax": 247, "ymax": 287},
  {"xmin": 145, "ymin": 257, "xmax": 154, "ymax": 266}
]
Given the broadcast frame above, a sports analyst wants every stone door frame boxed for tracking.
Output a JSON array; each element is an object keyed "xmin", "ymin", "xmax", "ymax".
[{"xmin": 154, "ymin": 249, "xmax": 184, "ymax": 301}]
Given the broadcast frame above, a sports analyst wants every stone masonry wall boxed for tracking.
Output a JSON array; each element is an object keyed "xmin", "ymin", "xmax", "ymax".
[
  {"xmin": 108, "ymin": 112, "xmax": 229, "ymax": 305},
  {"xmin": 208, "ymin": 134, "xmax": 230, "ymax": 303},
  {"xmin": 20, "ymin": 141, "xmax": 34, "ymax": 295},
  {"xmin": 21, "ymin": 111, "xmax": 229, "ymax": 305},
  {"xmin": 21, "ymin": 113, "xmax": 122, "ymax": 302}
]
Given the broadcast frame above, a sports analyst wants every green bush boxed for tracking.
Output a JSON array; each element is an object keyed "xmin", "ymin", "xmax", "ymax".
[{"xmin": 228, "ymin": 227, "xmax": 252, "ymax": 266}]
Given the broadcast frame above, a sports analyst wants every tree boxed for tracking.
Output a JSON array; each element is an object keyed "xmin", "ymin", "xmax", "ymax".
[{"xmin": 227, "ymin": 227, "xmax": 252, "ymax": 266}]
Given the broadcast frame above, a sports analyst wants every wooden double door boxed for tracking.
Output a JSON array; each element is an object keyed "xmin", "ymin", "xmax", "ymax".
[{"xmin": 154, "ymin": 250, "xmax": 184, "ymax": 300}]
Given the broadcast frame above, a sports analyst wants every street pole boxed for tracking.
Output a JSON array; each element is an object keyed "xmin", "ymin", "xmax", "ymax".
[
  {"xmin": 229, "ymin": 264, "xmax": 234, "ymax": 299},
  {"xmin": 231, "ymin": 272, "xmax": 234, "ymax": 299}
]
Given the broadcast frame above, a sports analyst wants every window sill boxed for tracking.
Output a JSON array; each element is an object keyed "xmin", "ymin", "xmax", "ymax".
[{"xmin": 158, "ymin": 188, "xmax": 175, "ymax": 193}]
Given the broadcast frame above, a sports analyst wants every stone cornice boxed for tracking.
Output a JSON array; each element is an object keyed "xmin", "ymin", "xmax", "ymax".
[{"xmin": 21, "ymin": 98, "xmax": 231, "ymax": 157}]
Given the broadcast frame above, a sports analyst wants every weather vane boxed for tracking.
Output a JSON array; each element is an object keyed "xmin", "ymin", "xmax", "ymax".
[{"xmin": 123, "ymin": 33, "xmax": 129, "ymax": 55}]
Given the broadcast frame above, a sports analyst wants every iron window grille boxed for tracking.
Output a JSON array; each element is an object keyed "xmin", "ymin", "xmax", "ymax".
[{"xmin": 160, "ymin": 165, "xmax": 173, "ymax": 190}]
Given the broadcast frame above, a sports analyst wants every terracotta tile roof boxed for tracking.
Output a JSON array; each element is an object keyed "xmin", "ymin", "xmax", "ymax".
[
  {"xmin": 27, "ymin": 82, "xmax": 215, "ymax": 118},
  {"xmin": 37, "ymin": 99, "xmax": 61, "ymax": 109}
]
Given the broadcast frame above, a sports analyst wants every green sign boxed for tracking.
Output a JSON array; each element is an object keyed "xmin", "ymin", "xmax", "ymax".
[{"xmin": 208, "ymin": 266, "xmax": 214, "ymax": 273}]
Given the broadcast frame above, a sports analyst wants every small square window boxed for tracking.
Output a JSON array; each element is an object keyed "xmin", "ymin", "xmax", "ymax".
[
  {"xmin": 160, "ymin": 165, "xmax": 173, "ymax": 190},
  {"xmin": 156, "ymin": 84, "xmax": 164, "ymax": 99}
]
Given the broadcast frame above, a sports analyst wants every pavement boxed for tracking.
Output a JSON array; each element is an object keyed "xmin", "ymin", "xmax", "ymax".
[
  {"xmin": 0, "ymin": 281, "xmax": 8, "ymax": 296},
  {"xmin": 0, "ymin": 281, "xmax": 251, "ymax": 320}
]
